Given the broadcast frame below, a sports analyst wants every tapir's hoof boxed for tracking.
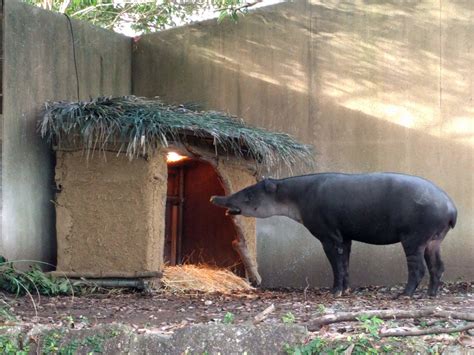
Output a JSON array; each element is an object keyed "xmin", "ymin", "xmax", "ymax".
[
  {"xmin": 393, "ymin": 292, "xmax": 413, "ymax": 300},
  {"xmin": 342, "ymin": 288, "xmax": 352, "ymax": 296},
  {"xmin": 249, "ymin": 275, "xmax": 262, "ymax": 287},
  {"xmin": 332, "ymin": 290, "xmax": 343, "ymax": 298}
]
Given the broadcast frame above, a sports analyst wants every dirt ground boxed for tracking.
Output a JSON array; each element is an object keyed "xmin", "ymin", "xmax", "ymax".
[
  {"xmin": 2, "ymin": 281, "xmax": 473, "ymax": 352},
  {"xmin": 4, "ymin": 282, "xmax": 473, "ymax": 329}
]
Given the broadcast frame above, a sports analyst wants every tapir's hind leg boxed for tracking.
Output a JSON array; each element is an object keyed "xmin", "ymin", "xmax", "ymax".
[
  {"xmin": 401, "ymin": 240, "xmax": 426, "ymax": 297},
  {"xmin": 424, "ymin": 229, "xmax": 448, "ymax": 297},
  {"xmin": 342, "ymin": 240, "xmax": 352, "ymax": 294}
]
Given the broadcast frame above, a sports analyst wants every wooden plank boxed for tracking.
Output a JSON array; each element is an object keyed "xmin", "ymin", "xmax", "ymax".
[{"xmin": 170, "ymin": 205, "xmax": 179, "ymax": 266}]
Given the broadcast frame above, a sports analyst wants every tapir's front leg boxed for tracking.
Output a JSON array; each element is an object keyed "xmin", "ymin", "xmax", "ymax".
[{"xmin": 321, "ymin": 240, "xmax": 346, "ymax": 297}]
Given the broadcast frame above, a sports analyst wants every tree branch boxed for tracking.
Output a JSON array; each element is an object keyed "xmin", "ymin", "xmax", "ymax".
[
  {"xmin": 107, "ymin": 4, "xmax": 133, "ymax": 30},
  {"xmin": 307, "ymin": 309, "xmax": 474, "ymax": 331},
  {"xmin": 59, "ymin": 0, "xmax": 71, "ymax": 13},
  {"xmin": 380, "ymin": 323, "xmax": 474, "ymax": 337},
  {"xmin": 216, "ymin": 1, "xmax": 262, "ymax": 13},
  {"xmin": 70, "ymin": 3, "xmax": 117, "ymax": 18}
]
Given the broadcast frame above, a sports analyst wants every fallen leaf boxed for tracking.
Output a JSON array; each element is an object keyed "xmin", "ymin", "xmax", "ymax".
[
  {"xmin": 343, "ymin": 343, "xmax": 355, "ymax": 355},
  {"xmin": 458, "ymin": 335, "xmax": 474, "ymax": 348}
]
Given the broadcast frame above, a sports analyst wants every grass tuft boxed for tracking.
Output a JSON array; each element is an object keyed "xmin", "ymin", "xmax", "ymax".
[{"xmin": 0, "ymin": 258, "xmax": 76, "ymax": 297}]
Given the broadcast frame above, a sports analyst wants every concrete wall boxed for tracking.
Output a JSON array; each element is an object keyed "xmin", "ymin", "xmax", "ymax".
[
  {"xmin": 133, "ymin": 0, "xmax": 474, "ymax": 287},
  {"xmin": 1, "ymin": 0, "xmax": 131, "ymax": 264}
]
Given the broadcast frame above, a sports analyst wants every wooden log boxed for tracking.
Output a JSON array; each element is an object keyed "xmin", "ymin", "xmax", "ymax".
[{"xmin": 307, "ymin": 308, "xmax": 474, "ymax": 331}]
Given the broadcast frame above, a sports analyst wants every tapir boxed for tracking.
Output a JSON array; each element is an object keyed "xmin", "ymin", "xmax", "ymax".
[{"xmin": 210, "ymin": 173, "xmax": 457, "ymax": 297}]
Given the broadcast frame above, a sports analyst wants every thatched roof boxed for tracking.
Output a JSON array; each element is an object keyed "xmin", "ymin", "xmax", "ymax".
[{"xmin": 39, "ymin": 96, "xmax": 313, "ymax": 169}]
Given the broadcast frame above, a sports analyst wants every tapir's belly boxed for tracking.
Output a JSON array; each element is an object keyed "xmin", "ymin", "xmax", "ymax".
[
  {"xmin": 329, "ymin": 212, "xmax": 400, "ymax": 245},
  {"xmin": 346, "ymin": 227, "xmax": 401, "ymax": 245},
  {"xmin": 311, "ymin": 199, "xmax": 435, "ymax": 246}
]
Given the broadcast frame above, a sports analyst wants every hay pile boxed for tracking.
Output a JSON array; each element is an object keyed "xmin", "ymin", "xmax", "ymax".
[{"xmin": 162, "ymin": 265, "xmax": 254, "ymax": 293}]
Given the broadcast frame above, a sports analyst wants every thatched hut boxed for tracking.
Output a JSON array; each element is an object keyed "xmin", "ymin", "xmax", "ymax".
[{"xmin": 40, "ymin": 96, "xmax": 312, "ymax": 286}]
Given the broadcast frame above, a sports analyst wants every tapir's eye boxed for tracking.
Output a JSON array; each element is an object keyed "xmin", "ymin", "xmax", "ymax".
[{"xmin": 244, "ymin": 194, "xmax": 252, "ymax": 203}]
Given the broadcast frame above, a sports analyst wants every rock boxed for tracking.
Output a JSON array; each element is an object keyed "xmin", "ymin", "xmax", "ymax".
[
  {"xmin": 442, "ymin": 345, "xmax": 474, "ymax": 355},
  {"xmin": 27, "ymin": 323, "xmax": 135, "ymax": 354},
  {"xmin": 1, "ymin": 322, "xmax": 307, "ymax": 354},
  {"xmin": 129, "ymin": 332, "xmax": 172, "ymax": 354},
  {"xmin": 170, "ymin": 324, "xmax": 308, "ymax": 355}
]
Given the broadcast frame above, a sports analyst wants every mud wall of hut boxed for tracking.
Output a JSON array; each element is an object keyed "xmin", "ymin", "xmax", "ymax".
[
  {"xmin": 54, "ymin": 150, "xmax": 257, "ymax": 277},
  {"xmin": 1, "ymin": 0, "xmax": 131, "ymax": 263},
  {"xmin": 55, "ymin": 151, "xmax": 167, "ymax": 276},
  {"xmin": 215, "ymin": 158, "xmax": 257, "ymax": 263},
  {"xmin": 132, "ymin": 0, "xmax": 474, "ymax": 287}
]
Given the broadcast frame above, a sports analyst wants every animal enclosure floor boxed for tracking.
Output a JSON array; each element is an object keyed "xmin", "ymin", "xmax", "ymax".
[{"xmin": 2, "ymin": 282, "xmax": 473, "ymax": 352}]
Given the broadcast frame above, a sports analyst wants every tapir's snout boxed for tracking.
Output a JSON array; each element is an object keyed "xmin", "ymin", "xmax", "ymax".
[
  {"xmin": 210, "ymin": 195, "xmax": 241, "ymax": 215},
  {"xmin": 210, "ymin": 195, "xmax": 226, "ymax": 206}
]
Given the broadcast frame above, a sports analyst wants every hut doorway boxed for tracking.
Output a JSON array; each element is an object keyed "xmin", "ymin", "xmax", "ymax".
[{"xmin": 164, "ymin": 157, "xmax": 244, "ymax": 275}]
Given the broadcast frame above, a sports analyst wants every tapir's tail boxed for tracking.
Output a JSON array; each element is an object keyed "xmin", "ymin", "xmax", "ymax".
[{"xmin": 448, "ymin": 203, "xmax": 457, "ymax": 229}]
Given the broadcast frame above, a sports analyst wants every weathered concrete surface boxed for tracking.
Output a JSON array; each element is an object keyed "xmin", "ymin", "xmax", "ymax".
[
  {"xmin": 170, "ymin": 324, "xmax": 307, "ymax": 354},
  {"xmin": 1, "ymin": 0, "xmax": 131, "ymax": 263},
  {"xmin": 0, "ymin": 323, "xmax": 308, "ymax": 354},
  {"xmin": 132, "ymin": 1, "xmax": 474, "ymax": 287}
]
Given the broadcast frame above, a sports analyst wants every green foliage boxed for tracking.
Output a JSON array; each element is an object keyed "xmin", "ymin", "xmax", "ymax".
[
  {"xmin": 0, "ymin": 335, "xmax": 29, "ymax": 355},
  {"xmin": 42, "ymin": 331, "xmax": 63, "ymax": 354},
  {"xmin": 84, "ymin": 334, "xmax": 107, "ymax": 353},
  {"xmin": 419, "ymin": 320, "xmax": 429, "ymax": 328},
  {"xmin": 285, "ymin": 335, "xmax": 384, "ymax": 355},
  {"xmin": 0, "ymin": 306, "xmax": 17, "ymax": 322},
  {"xmin": 427, "ymin": 344, "xmax": 441, "ymax": 354},
  {"xmin": 23, "ymin": 0, "xmax": 258, "ymax": 34},
  {"xmin": 0, "ymin": 259, "xmax": 76, "ymax": 296},
  {"xmin": 41, "ymin": 96, "xmax": 313, "ymax": 171},
  {"xmin": 284, "ymin": 337, "xmax": 327, "ymax": 355},
  {"xmin": 41, "ymin": 329, "xmax": 117, "ymax": 354},
  {"xmin": 350, "ymin": 334, "xmax": 378, "ymax": 354},
  {"xmin": 216, "ymin": 0, "xmax": 255, "ymax": 23},
  {"xmin": 282, "ymin": 312, "xmax": 296, "ymax": 324},
  {"xmin": 223, "ymin": 311, "xmax": 235, "ymax": 324},
  {"xmin": 316, "ymin": 304, "xmax": 326, "ymax": 314},
  {"xmin": 356, "ymin": 315, "xmax": 384, "ymax": 339},
  {"xmin": 285, "ymin": 316, "xmax": 386, "ymax": 354}
]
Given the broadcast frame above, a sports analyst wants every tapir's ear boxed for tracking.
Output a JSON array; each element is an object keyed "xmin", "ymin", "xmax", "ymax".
[{"xmin": 264, "ymin": 179, "xmax": 278, "ymax": 193}]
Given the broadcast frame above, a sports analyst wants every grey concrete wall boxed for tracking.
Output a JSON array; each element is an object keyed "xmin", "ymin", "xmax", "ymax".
[
  {"xmin": 133, "ymin": 1, "xmax": 474, "ymax": 287},
  {"xmin": 1, "ymin": 0, "xmax": 131, "ymax": 264}
]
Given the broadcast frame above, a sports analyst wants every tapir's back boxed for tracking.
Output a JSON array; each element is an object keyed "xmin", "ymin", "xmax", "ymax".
[{"xmin": 301, "ymin": 173, "xmax": 457, "ymax": 245}]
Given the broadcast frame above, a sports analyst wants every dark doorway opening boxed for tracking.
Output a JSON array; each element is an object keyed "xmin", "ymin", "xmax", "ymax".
[{"xmin": 164, "ymin": 158, "xmax": 244, "ymax": 275}]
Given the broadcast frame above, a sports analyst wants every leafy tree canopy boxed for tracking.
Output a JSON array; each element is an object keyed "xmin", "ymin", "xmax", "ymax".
[{"xmin": 23, "ymin": 0, "xmax": 263, "ymax": 35}]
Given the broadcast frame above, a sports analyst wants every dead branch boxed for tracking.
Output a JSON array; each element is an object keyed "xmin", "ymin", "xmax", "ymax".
[
  {"xmin": 307, "ymin": 309, "xmax": 474, "ymax": 331},
  {"xmin": 380, "ymin": 322, "xmax": 474, "ymax": 337},
  {"xmin": 216, "ymin": 1, "xmax": 262, "ymax": 13},
  {"xmin": 232, "ymin": 237, "xmax": 261, "ymax": 286},
  {"xmin": 303, "ymin": 276, "xmax": 310, "ymax": 301},
  {"xmin": 254, "ymin": 304, "xmax": 276, "ymax": 323}
]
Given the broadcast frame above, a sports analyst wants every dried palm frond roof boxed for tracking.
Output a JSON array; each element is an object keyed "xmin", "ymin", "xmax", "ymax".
[{"xmin": 39, "ymin": 96, "xmax": 313, "ymax": 170}]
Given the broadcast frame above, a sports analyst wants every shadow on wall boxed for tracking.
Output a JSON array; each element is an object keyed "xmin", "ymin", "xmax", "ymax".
[
  {"xmin": 135, "ymin": 0, "xmax": 474, "ymax": 145},
  {"xmin": 132, "ymin": 0, "xmax": 474, "ymax": 287}
]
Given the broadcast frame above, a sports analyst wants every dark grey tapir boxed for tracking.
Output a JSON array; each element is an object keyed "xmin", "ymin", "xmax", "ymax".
[{"xmin": 210, "ymin": 173, "xmax": 457, "ymax": 297}]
